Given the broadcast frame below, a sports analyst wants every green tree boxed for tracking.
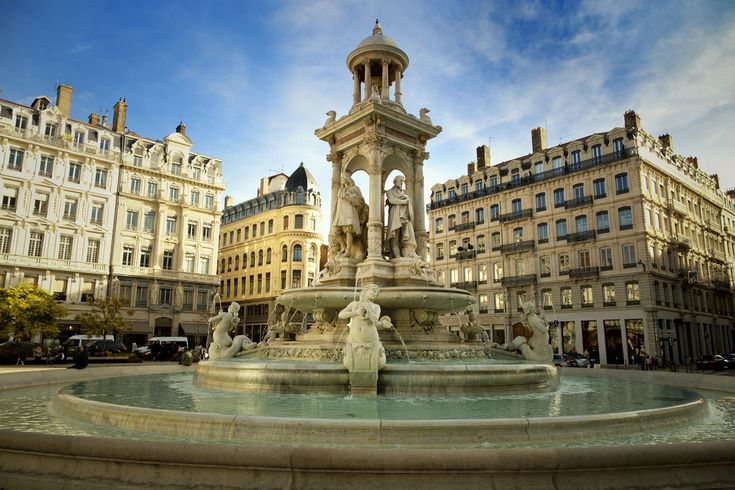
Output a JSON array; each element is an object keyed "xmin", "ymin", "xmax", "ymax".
[
  {"xmin": 76, "ymin": 297, "xmax": 131, "ymax": 350},
  {"xmin": 0, "ymin": 284, "xmax": 68, "ymax": 341}
]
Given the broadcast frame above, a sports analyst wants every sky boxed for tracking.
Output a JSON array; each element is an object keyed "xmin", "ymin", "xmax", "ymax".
[{"xmin": 2, "ymin": 0, "xmax": 735, "ymax": 235}]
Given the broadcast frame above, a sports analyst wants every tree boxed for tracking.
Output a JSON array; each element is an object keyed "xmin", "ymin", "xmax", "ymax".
[
  {"xmin": 0, "ymin": 284, "xmax": 68, "ymax": 341},
  {"xmin": 76, "ymin": 297, "xmax": 130, "ymax": 351}
]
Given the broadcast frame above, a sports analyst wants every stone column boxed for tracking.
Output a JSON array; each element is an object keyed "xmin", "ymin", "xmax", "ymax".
[
  {"xmin": 413, "ymin": 152, "xmax": 428, "ymax": 258},
  {"xmin": 366, "ymin": 145, "xmax": 383, "ymax": 259},
  {"xmin": 394, "ymin": 67, "xmax": 402, "ymax": 105},
  {"xmin": 352, "ymin": 68, "xmax": 361, "ymax": 106},
  {"xmin": 328, "ymin": 152, "xmax": 342, "ymax": 229},
  {"xmin": 364, "ymin": 60, "xmax": 372, "ymax": 101},
  {"xmin": 381, "ymin": 60, "xmax": 389, "ymax": 101}
]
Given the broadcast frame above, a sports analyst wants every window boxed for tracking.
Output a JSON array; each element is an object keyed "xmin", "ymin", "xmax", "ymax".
[
  {"xmin": 169, "ymin": 186, "xmax": 179, "ymax": 201},
  {"xmin": 553, "ymin": 188, "xmax": 565, "ymax": 208},
  {"xmin": 0, "ymin": 227, "xmax": 12, "ymax": 254},
  {"xmin": 73, "ymin": 131, "xmax": 85, "ymax": 146},
  {"xmin": 44, "ymin": 123, "xmax": 57, "ymax": 137},
  {"xmin": 600, "ymin": 247, "xmax": 613, "ymax": 270},
  {"xmin": 561, "ymin": 287, "xmax": 572, "ymax": 308},
  {"xmin": 187, "ymin": 222, "xmax": 198, "ymax": 239},
  {"xmin": 575, "ymin": 215, "xmax": 588, "ymax": 232},
  {"xmin": 596, "ymin": 211, "xmax": 609, "ymax": 233},
  {"xmin": 626, "ymin": 281, "xmax": 640, "ymax": 303},
  {"xmin": 143, "ymin": 212, "xmax": 155, "ymax": 232},
  {"xmin": 622, "ymin": 244, "xmax": 636, "ymax": 267},
  {"xmin": 8, "ymin": 148, "xmax": 24, "ymax": 171},
  {"xmin": 535, "ymin": 193, "xmax": 546, "ymax": 211},
  {"xmin": 295, "ymin": 214, "xmax": 304, "ymax": 229},
  {"xmin": 449, "ymin": 240, "xmax": 457, "ymax": 257},
  {"xmin": 552, "ymin": 156, "xmax": 562, "ymax": 175},
  {"xmin": 33, "ymin": 193, "xmax": 49, "ymax": 216},
  {"xmin": 490, "ymin": 204, "xmax": 500, "ymax": 220},
  {"xmin": 603, "ymin": 284, "xmax": 616, "ymax": 305},
  {"xmin": 159, "ymin": 288, "xmax": 173, "ymax": 305},
  {"xmin": 435, "ymin": 243, "xmax": 444, "ymax": 260},
  {"xmin": 293, "ymin": 244, "xmax": 302, "ymax": 261},
  {"xmin": 435, "ymin": 191, "xmax": 443, "ymax": 202},
  {"xmin": 166, "ymin": 216, "xmax": 177, "ymax": 235},
  {"xmin": 14, "ymin": 115, "xmax": 28, "ymax": 130},
  {"xmin": 129, "ymin": 177, "xmax": 141, "ymax": 194},
  {"xmin": 281, "ymin": 245, "xmax": 288, "ymax": 262},
  {"xmin": 479, "ymin": 294, "xmax": 489, "ymax": 313},
  {"xmin": 559, "ymin": 253, "xmax": 570, "ymax": 274},
  {"xmin": 613, "ymin": 138, "xmax": 624, "ymax": 157},
  {"xmin": 435, "ymin": 218, "xmax": 444, "ymax": 233},
  {"xmin": 493, "ymin": 262, "xmax": 503, "ymax": 281},
  {"xmin": 461, "ymin": 211, "xmax": 470, "ymax": 224},
  {"xmin": 185, "ymin": 253, "xmax": 195, "ymax": 273},
  {"xmin": 448, "ymin": 189, "xmax": 457, "ymax": 200},
  {"xmin": 593, "ymin": 178, "xmax": 606, "ymax": 198},
  {"xmin": 534, "ymin": 161, "xmax": 543, "ymax": 175},
  {"xmin": 1, "ymin": 187, "xmax": 17, "ymax": 211},
  {"xmin": 476, "ymin": 235, "xmax": 486, "ymax": 253},
  {"xmin": 39, "ymin": 155, "xmax": 54, "ymax": 177},
  {"xmin": 163, "ymin": 250, "xmax": 174, "ymax": 270},
  {"xmin": 511, "ymin": 198, "xmax": 522, "ymax": 214},
  {"xmin": 68, "ymin": 162, "xmax": 82, "ymax": 183},
  {"xmin": 448, "ymin": 214, "xmax": 456, "ymax": 229},
  {"xmin": 581, "ymin": 285, "xmax": 593, "ymax": 306},
  {"xmin": 99, "ymin": 138, "xmax": 110, "ymax": 152},
  {"xmin": 478, "ymin": 264, "xmax": 488, "ymax": 283},
  {"xmin": 28, "ymin": 231, "xmax": 43, "ymax": 257},
  {"xmin": 556, "ymin": 219, "xmax": 567, "ymax": 239},
  {"xmin": 94, "ymin": 168, "xmax": 108, "ymax": 188},
  {"xmin": 475, "ymin": 180, "xmax": 483, "ymax": 192},
  {"xmin": 199, "ymin": 256, "xmax": 210, "ymax": 274},
  {"xmin": 490, "ymin": 232, "xmax": 500, "ymax": 250},
  {"xmin": 542, "ymin": 289, "xmax": 553, "ymax": 309},
  {"xmin": 490, "ymin": 175, "xmax": 497, "ymax": 189},
  {"xmin": 63, "ymin": 198, "xmax": 78, "ymax": 221},
  {"xmin": 58, "ymin": 235, "xmax": 72, "ymax": 260},
  {"xmin": 268, "ymin": 220, "xmax": 274, "ymax": 234},
  {"xmin": 511, "ymin": 169, "xmax": 520, "ymax": 184},
  {"xmin": 125, "ymin": 210, "xmax": 139, "ymax": 230},
  {"xmin": 139, "ymin": 247, "xmax": 151, "ymax": 267},
  {"xmin": 573, "ymin": 184, "xmax": 585, "ymax": 200},
  {"xmin": 475, "ymin": 207, "xmax": 485, "ymax": 224},
  {"xmin": 258, "ymin": 250, "xmax": 264, "ymax": 266},
  {"xmin": 592, "ymin": 144, "xmax": 602, "ymax": 164},
  {"xmin": 461, "ymin": 183, "xmax": 469, "ymax": 195},
  {"xmin": 171, "ymin": 156, "xmax": 182, "ymax": 176},
  {"xmin": 133, "ymin": 150, "xmax": 143, "ymax": 167},
  {"xmin": 494, "ymin": 293, "xmax": 505, "ymax": 312},
  {"xmin": 540, "ymin": 256, "xmax": 551, "ymax": 276},
  {"xmin": 266, "ymin": 248, "xmax": 272, "ymax": 264},
  {"xmin": 578, "ymin": 249, "xmax": 591, "ymax": 268},
  {"xmin": 205, "ymin": 194, "xmax": 214, "ymax": 209},
  {"xmin": 86, "ymin": 239, "xmax": 100, "ymax": 263},
  {"xmin": 513, "ymin": 226, "xmax": 523, "ymax": 241},
  {"xmin": 192, "ymin": 166, "xmax": 201, "ymax": 180},
  {"xmin": 202, "ymin": 224, "xmax": 212, "ymax": 241},
  {"xmin": 147, "ymin": 181, "xmax": 158, "ymax": 198},
  {"xmin": 618, "ymin": 206, "xmax": 633, "ymax": 230},
  {"xmin": 122, "ymin": 245, "xmax": 134, "ymax": 266},
  {"xmin": 90, "ymin": 202, "xmax": 104, "ymax": 224},
  {"xmin": 615, "ymin": 173, "xmax": 629, "ymax": 194},
  {"xmin": 283, "ymin": 216, "xmax": 289, "ymax": 230},
  {"xmin": 571, "ymin": 150, "xmax": 581, "ymax": 169}
]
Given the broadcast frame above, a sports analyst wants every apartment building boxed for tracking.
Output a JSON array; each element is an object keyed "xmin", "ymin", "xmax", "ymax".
[
  {"xmin": 218, "ymin": 163, "xmax": 323, "ymax": 341},
  {"xmin": 428, "ymin": 110, "xmax": 734, "ymax": 366},
  {"xmin": 0, "ymin": 84, "xmax": 225, "ymax": 344}
]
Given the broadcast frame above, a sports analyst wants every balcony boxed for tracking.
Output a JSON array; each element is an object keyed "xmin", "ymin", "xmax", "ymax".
[
  {"xmin": 455, "ymin": 250, "xmax": 477, "ymax": 261},
  {"xmin": 499, "ymin": 209, "xmax": 533, "ymax": 223},
  {"xmin": 111, "ymin": 265, "xmax": 219, "ymax": 285},
  {"xmin": 712, "ymin": 279, "xmax": 731, "ymax": 290},
  {"xmin": 501, "ymin": 274, "xmax": 537, "ymax": 287},
  {"xmin": 0, "ymin": 253, "xmax": 108, "ymax": 274},
  {"xmin": 499, "ymin": 240, "xmax": 535, "ymax": 253},
  {"xmin": 668, "ymin": 199, "xmax": 689, "ymax": 216},
  {"xmin": 671, "ymin": 234, "xmax": 691, "ymax": 250},
  {"xmin": 451, "ymin": 281, "xmax": 478, "ymax": 291},
  {"xmin": 705, "ymin": 219, "xmax": 722, "ymax": 234},
  {"xmin": 676, "ymin": 269, "xmax": 699, "ymax": 283},
  {"xmin": 567, "ymin": 230, "xmax": 597, "ymax": 243},
  {"xmin": 709, "ymin": 248, "xmax": 727, "ymax": 263},
  {"xmin": 564, "ymin": 196, "xmax": 593, "ymax": 210},
  {"xmin": 569, "ymin": 266, "xmax": 600, "ymax": 279},
  {"xmin": 454, "ymin": 222, "xmax": 476, "ymax": 232}
]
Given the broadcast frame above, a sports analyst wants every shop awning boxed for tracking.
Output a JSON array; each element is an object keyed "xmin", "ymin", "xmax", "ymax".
[
  {"xmin": 126, "ymin": 322, "xmax": 151, "ymax": 333},
  {"xmin": 179, "ymin": 323, "xmax": 208, "ymax": 335}
]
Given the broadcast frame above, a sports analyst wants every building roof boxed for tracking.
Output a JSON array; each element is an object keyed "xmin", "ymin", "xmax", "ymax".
[{"xmin": 285, "ymin": 162, "xmax": 317, "ymax": 192}]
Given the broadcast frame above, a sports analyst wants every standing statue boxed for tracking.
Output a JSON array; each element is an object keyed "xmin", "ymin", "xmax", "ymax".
[
  {"xmin": 494, "ymin": 301, "xmax": 553, "ymax": 363},
  {"xmin": 207, "ymin": 302, "xmax": 257, "ymax": 360},
  {"xmin": 385, "ymin": 175, "xmax": 418, "ymax": 258},
  {"xmin": 332, "ymin": 174, "xmax": 368, "ymax": 259},
  {"xmin": 338, "ymin": 284, "xmax": 393, "ymax": 393},
  {"xmin": 173, "ymin": 282, "xmax": 184, "ymax": 310}
]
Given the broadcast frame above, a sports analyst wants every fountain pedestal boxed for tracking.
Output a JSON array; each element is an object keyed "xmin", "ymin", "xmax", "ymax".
[{"xmin": 344, "ymin": 341, "xmax": 384, "ymax": 395}]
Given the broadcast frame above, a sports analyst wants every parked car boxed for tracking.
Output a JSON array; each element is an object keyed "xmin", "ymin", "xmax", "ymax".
[
  {"xmin": 553, "ymin": 354, "xmax": 565, "ymax": 367},
  {"xmin": 563, "ymin": 353, "xmax": 590, "ymax": 368},
  {"xmin": 696, "ymin": 355, "xmax": 725, "ymax": 371},
  {"xmin": 724, "ymin": 354, "xmax": 735, "ymax": 370},
  {"xmin": 85, "ymin": 340, "xmax": 128, "ymax": 355},
  {"xmin": 0, "ymin": 341, "xmax": 39, "ymax": 364}
]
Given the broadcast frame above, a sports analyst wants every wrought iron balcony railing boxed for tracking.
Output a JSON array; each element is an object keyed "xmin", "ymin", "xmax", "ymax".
[
  {"xmin": 567, "ymin": 230, "xmax": 597, "ymax": 243},
  {"xmin": 454, "ymin": 222, "xmax": 476, "ymax": 232},
  {"xmin": 501, "ymin": 274, "xmax": 537, "ymax": 287},
  {"xmin": 499, "ymin": 208, "xmax": 533, "ymax": 224},
  {"xmin": 569, "ymin": 267, "xmax": 600, "ymax": 279},
  {"xmin": 564, "ymin": 196, "xmax": 593, "ymax": 210},
  {"xmin": 455, "ymin": 250, "xmax": 477, "ymax": 261},
  {"xmin": 499, "ymin": 240, "xmax": 535, "ymax": 253}
]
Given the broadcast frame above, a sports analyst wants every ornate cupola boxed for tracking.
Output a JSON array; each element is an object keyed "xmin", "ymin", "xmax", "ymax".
[{"xmin": 346, "ymin": 19, "xmax": 410, "ymax": 111}]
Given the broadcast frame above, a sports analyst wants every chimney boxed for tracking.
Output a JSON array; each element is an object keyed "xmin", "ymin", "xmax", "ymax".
[
  {"xmin": 686, "ymin": 156, "xmax": 698, "ymax": 168},
  {"xmin": 726, "ymin": 189, "xmax": 735, "ymax": 200},
  {"xmin": 176, "ymin": 121, "xmax": 187, "ymax": 134},
  {"xmin": 467, "ymin": 162, "xmax": 476, "ymax": 175},
  {"xmin": 112, "ymin": 97, "xmax": 127, "ymax": 133},
  {"xmin": 624, "ymin": 110, "xmax": 640, "ymax": 131},
  {"xmin": 101, "ymin": 115, "xmax": 108, "ymax": 127},
  {"xmin": 56, "ymin": 83, "xmax": 73, "ymax": 116},
  {"xmin": 658, "ymin": 134, "xmax": 672, "ymax": 151},
  {"xmin": 710, "ymin": 174, "xmax": 720, "ymax": 189},
  {"xmin": 476, "ymin": 145, "xmax": 490, "ymax": 168},
  {"xmin": 224, "ymin": 195, "xmax": 233, "ymax": 208},
  {"xmin": 88, "ymin": 113, "xmax": 100, "ymax": 125},
  {"xmin": 531, "ymin": 127, "xmax": 547, "ymax": 153}
]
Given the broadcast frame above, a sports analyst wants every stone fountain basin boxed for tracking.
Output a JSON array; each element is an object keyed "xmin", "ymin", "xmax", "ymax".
[{"xmin": 278, "ymin": 286, "xmax": 474, "ymax": 314}]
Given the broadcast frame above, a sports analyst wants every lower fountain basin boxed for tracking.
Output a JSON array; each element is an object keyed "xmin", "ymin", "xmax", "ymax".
[{"xmin": 193, "ymin": 359, "xmax": 560, "ymax": 395}]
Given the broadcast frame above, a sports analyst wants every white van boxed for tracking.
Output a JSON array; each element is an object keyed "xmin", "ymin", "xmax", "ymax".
[
  {"xmin": 134, "ymin": 337, "xmax": 188, "ymax": 359},
  {"xmin": 62, "ymin": 334, "xmax": 115, "ymax": 350}
]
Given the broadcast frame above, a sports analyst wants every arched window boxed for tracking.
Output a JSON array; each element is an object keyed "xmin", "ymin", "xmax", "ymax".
[
  {"xmin": 242, "ymin": 253, "xmax": 247, "ymax": 269},
  {"xmin": 258, "ymin": 250, "xmax": 263, "ymax": 266},
  {"xmin": 234, "ymin": 256, "xmax": 239, "ymax": 270},
  {"xmin": 283, "ymin": 216, "xmax": 289, "ymax": 230},
  {"xmin": 281, "ymin": 245, "xmax": 288, "ymax": 262},
  {"xmin": 220, "ymin": 258, "xmax": 225, "ymax": 273},
  {"xmin": 268, "ymin": 219, "xmax": 274, "ymax": 234},
  {"xmin": 266, "ymin": 248, "xmax": 272, "ymax": 264},
  {"xmin": 227, "ymin": 257, "xmax": 232, "ymax": 272},
  {"xmin": 293, "ymin": 244, "xmax": 303, "ymax": 262},
  {"xmin": 250, "ymin": 251, "xmax": 255, "ymax": 267}
]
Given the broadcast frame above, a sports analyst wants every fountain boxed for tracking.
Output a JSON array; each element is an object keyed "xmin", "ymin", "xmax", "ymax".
[{"xmin": 1, "ymin": 21, "xmax": 734, "ymax": 490}]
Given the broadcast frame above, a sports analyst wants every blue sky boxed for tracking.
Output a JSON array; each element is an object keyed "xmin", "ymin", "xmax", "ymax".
[{"xmin": 2, "ymin": 0, "xmax": 735, "ymax": 229}]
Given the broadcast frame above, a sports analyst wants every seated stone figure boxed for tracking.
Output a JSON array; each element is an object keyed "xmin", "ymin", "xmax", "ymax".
[
  {"xmin": 207, "ymin": 302, "xmax": 257, "ymax": 360},
  {"xmin": 494, "ymin": 301, "xmax": 553, "ymax": 363}
]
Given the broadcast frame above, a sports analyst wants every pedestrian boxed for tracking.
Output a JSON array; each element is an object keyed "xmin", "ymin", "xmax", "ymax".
[
  {"xmin": 33, "ymin": 345, "xmax": 43, "ymax": 364},
  {"xmin": 45, "ymin": 346, "xmax": 54, "ymax": 365},
  {"xmin": 67, "ymin": 345, "xmax": 89, "ymax": 369}
]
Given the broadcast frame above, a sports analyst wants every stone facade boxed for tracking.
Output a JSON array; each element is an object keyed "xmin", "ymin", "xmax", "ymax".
[
  {"xmin": 0, "ymin": 85, "xmax": 225, "ymax": 344},
  {"xmin": 218, "ymin": 163, "xmax": 323, "ymax": 341},
  {"xmin": 428, "ymin": 110, "xmax": 735, "ymax": 366}
]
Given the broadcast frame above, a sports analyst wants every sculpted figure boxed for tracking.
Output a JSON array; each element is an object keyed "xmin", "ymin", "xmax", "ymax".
[
  {"xmin": 332, "ymin": 174, "xmax": 368, "ymax": 259},
  {"xmin": 460, "ymin": 308, "xmax": 489, "ymax": 342},
  {"xmin": 385, "ymin": 175, "xmax": 417, "ymax": 258},
  {"xmin": 338, "ymin": 284, "xmax": 392, "ymax": 371},
  {"xmin": 207, "ymin": 302, "xmax": 257, "ymax": 360},
  {"xmin": 419, "ymin": 108, "xmax": 432, "ymax": 125},
  {"xmin": 323, "ymin": 110, "xmax": 336, "ymax": 127},
  {"xmin": 494, "ymin": 301, "xmax": 553, "ymax": 363}
]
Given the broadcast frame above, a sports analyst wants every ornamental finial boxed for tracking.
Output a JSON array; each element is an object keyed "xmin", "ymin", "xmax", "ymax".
[{"xmin": 373, "ymin": 19, "xmax": 382, "ymax": 35}]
